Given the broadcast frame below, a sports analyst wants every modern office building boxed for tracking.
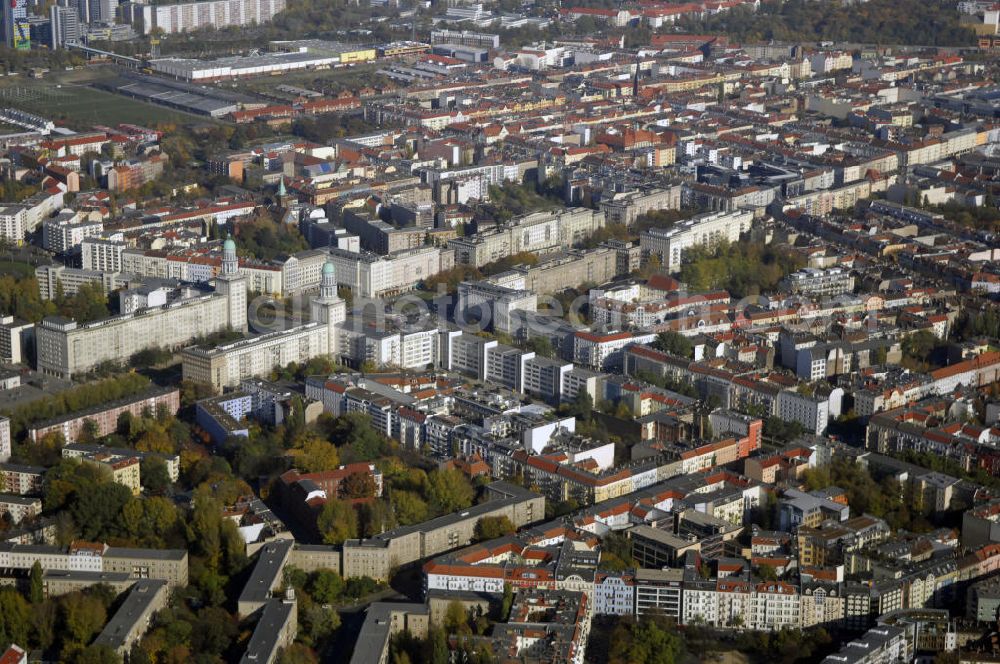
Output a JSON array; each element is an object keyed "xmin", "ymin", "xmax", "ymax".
[
  {"xmin": 2, "ymin": 0, "xmax": 29, "ymax": 49},
  {"xmin": 49, "ymin": 5, "xmax": 82, "ymax": 49}
]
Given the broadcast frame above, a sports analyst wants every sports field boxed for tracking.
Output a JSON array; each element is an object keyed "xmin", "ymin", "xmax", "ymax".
[{"xmin": 0, "ymin": 70, "xmax": 211, "ymax": 128}]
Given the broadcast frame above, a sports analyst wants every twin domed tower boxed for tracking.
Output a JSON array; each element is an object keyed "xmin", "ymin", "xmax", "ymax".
[
  {"xmin": 311, "ymin": 257, "xmax": 347, "ymax": 356},
  {"xmin": 215, "ymin": 236, "xmax": 248, "ymax": 334},
  {"xmin": 218, "ymin": 236, "xmax": 345, "ymax": 356}
]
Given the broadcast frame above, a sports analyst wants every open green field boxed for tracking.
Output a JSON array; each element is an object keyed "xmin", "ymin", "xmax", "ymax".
[
  {"xmin": 0, "ymin": 260, "xmax": 37, "ymax": 278},
  {"xmin": 230, "ymin": 62, "xmax": 385, "ymax": 97},
  {"xmin": 0, "ymin": 68, "xmax": 215, "ymax": 128}
]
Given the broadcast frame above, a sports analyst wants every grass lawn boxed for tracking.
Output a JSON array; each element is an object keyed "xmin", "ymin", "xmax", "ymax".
[
  {"xmin": 0, "ymin": 83, "xmax": 193, "ymax": 127},
  {"xmin": 0, "ymin": 70, "xmax": 211, "ymax": 128},
  {"xmin": 0, "ymin": 261, "xmax": 37, "ymax": 278}
]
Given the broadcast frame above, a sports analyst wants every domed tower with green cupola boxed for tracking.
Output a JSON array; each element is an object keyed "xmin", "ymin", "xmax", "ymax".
[
  {"xmin": 310, "ymin": 257, "xmax": 346, "ymax": 356},
  {"xmin": 215, "ymin": 236, "xmax": 248, "ymax": 333}
]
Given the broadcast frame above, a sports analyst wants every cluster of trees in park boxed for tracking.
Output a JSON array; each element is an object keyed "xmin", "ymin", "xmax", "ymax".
[
  {"xmin": 208, "ymin": 382, "xmax": 482, "ymax": 543},
  {"xmin": 1, "ymin": 178, "xmax": 36, "ymax": 203},
  {"xmin": 43, "ymin": 457, "xmax": 175, "ymax": 544},
  {"xmin": 767, "ymin": 416, "xmax": 806, "ymax": 443},
  {"xmin": 608, "ymin": 614, "xmax": 682, "ymax": 664},
  {"xmin": 0, "ymin": 273, "xmax": 110, "ymax": 325},
  {"xmin": 934, "ymin": 200, "xmax": 1000, "ymax": 233},
  {"xmin": 421, "ymin": 264, "xmax": 484, "ymax": 293},
  {"xmin": 630, "ymin": 369, "xmax": 699, "ymax": 399},
  {"xmin": 633, "ymin": 209, "xmax": 695, "ymax": 235},
  {"xmin": 235, "ymin": 212, "xmax": 310, "ymax": 261},
  {"xmin": 678, "ymin": 240, "xmax": 805, "ymax": 298},
  {"xmin": 729, "ymin": 627, "xmax": 835, "ymax": 664},
  {"xmin": 483, "ymin": 182, "xmax": 564, "ymax": 222},
  {"xmin": 480, "ymin": 251, "xmax": 539, "ymax": 276},
  {"xmin": 127, "ymin": 600, "xmax": 240, "ymax": 664},
  {"xmin": 315, "ymin": 460, "xmax": 477, "ymax": 544},
  {"xmin": 802, "ymin": 459, "xmax": 935, "ymax": 532},
  {"xmin": 276, "ymin": 565, "xmax": 383, "ymax": 661},
  {"xmin": 596, "ymin": 531, "xmax": 637, "ymax": 571},
  {"xmin": 900, "ymin": 329, "xmax": 949, "ymax": 372},
  {"xmin": 292, "ymin": 115, "xmax": 381, "ymax": 143},
  {"xmin": 0, "ymin": 582, "xmax": 125, "ymax": 663},
  {"xmin": 474, "ymin": 516, "xmax": 516, "ymax": 541},
  {"xmin": 387, "ymin": 603, "xmax": 497, "ymax": 664},
  {"xmin": 578, "ymin": 209, "xmax": 695, "ymax": 250},
  {"xmin": 898, "ymin": 449, "xmax": 1000, "ymax": 492},
  {"xmin": 275, "ymin": 359, "xmax": 335, "ymax": 396},
  {"xmin": 33, "ymin": 450, "xmax": 247, "ymax": 606},
  {"xmin": 954, "ymin": 307, "xmax": 1000, "ymax": 342},
  {"xmin": 651, "ymin": 331, "xmax": 694, "ymax": 359},
  {"xmin": 682, "ymin": 623, "xmax": 834, "ymax": 664},
  {"xmin": 6, "ymin": 372, "xmax": 151, "ymax": 443},
  {"xmin": 0, "ymin": 45, "xmax": 85, "ymax": 74},
  {"xmin": 284, "ymin": 565, "xmax": 383, "ymax": 612},
  {"xmin": 679, "ymin": 0, "xmax": 973, "ymax": 46}
]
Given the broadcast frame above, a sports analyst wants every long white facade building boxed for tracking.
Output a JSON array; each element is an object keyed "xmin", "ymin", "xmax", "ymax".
[
  {"xmin": 129, "ymin": 0, "xmax": 287, "ymax": 35},
  {"xmin": 639, "ymin": 209, "xmax": 754, "ymax": 272},
  {"xmin": 36, "ymin": 239, "xmax": 247, "ymax": 379},
  {"xmin": 181, "ymin": 259, "xmax": 346, "ymax": 392}
]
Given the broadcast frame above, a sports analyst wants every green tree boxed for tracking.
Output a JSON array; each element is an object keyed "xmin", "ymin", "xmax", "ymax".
[
  {"xmin": 614, "ymin": 401, "xmax": 634, "ymax": 420},
  {"xmin": 72, "ymin": 644, "xmax": 122, "ymax": 664},
  {"xmin": 758, "ymin": 564, "xmax": 778, "ymax": 581},
  {"xmin": 79, "ymin": 418, "xmax": 101, "ymax": 444},
  {"xmin": 652, "ymin": 331, "xmax": 694, "ymax": 359},
  {"xmin": 567, "ymin": 391, "xmax": 593, "ymax": 422},
  {"xmin": 29, "ymin": 600, "xmax": 57, "ymax": 651},
  {"xmin": 429, "ymin": 627, "xmax": 449, "ymax": 664},
  {"xmin": 299, "ymin": 605, "xmax": 340, "ymax": 647},
  {"xmin": 70, "ymin": 481, "xmax": 133, "ymax": 541},
  {"xmin": 474, "ymin": 516, "xmax": 516, "ymax": 541},
  {"xmin": 359, "ymin": 500, "xmax": 395, "ymax": 537},
  {"xmin": 427, "ymin": 469, "xmax": 474, "ymax": 514},
  {"xmin": 444, "ymin": 600, "xmax": 471, "ymax": 636},
  {"xmin": 140, "ymin": 457, "xmax": 172, "ymax": 495},
  {"xmin": 307, "ymin": 569, "xmax": 344, "ymax": 605},
  {"xmin": 189, "ymin": 606, "xmax": 237, "ymax": 656},
  {"xmin": 0, "ymin": 588, "xmax": 30, "ymax": 649},
  {"xmin": 58, "ymin": 281, "xmax": 111, "ymax": 323},
  {"xmin": 297, "ymin": 435, "xmax": 341, "ymax": 473},
  {"xmin": 901, "ymin": 329, "xmax": 941, "ymax": 371},
  {"xmin": 235, "ymin": 213, "xmax": 309, "ymax": 261},
  {"xmin": 62, "ymin": 592, "xmax": 108, "ymax": 646},
  {"xmin": 29, "ymin": 561, "xmax": 43, "ymax": 604},
  {"xmin": 189, "ymin": 485, "xmax": 224, "ymax": 569},
  {"xmin": 342, "ymin": 472, "xmax": 377, "ymax": 499},
  {"xmin": 526, "ymin": 336, "xmax": 555, "ymax": 358},
  {"xmin": 500, "ymin": 583, "xmax": 513, "ymax": 620},
  {"xmin": 609, "ymin": 615, "xmax": 682, "ymax": 664},
  {"xmin": 277, "ymin": 643, "xmax": 320, "ymax": 664},
  {"xmin": 316, "ymin": 499, "xmax": 358, "ymax": 545},
  {"xmin": 392, "ymin": 491, "xmax": 429, "ymax": 525},
  {"xmin": 325, "ymin": 413, "xmax": 388, "ymax": 461}
]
